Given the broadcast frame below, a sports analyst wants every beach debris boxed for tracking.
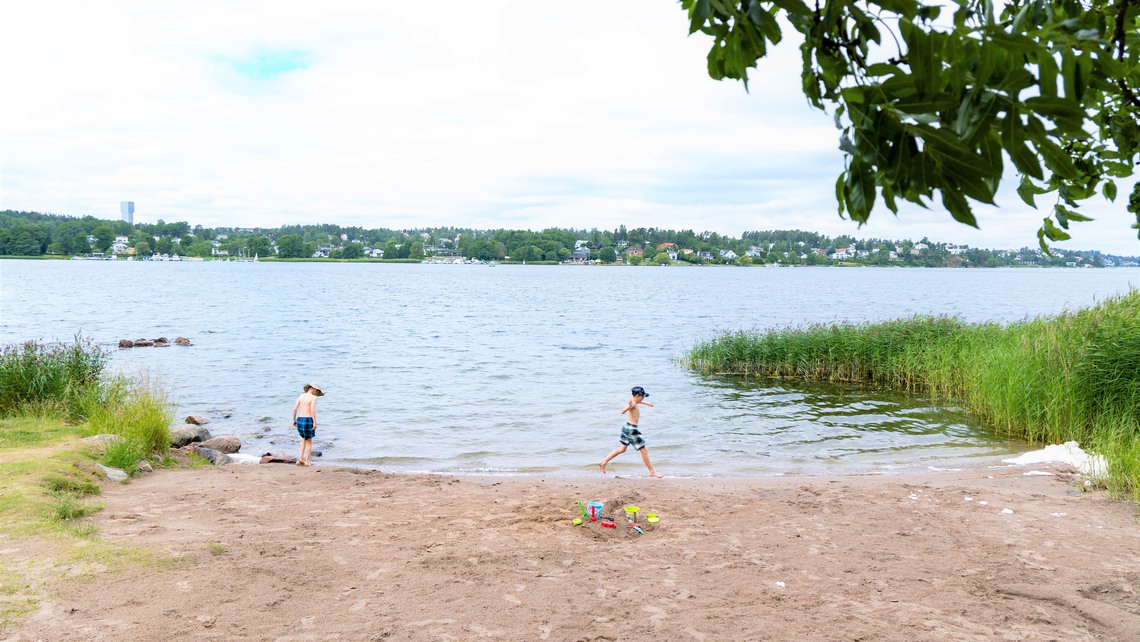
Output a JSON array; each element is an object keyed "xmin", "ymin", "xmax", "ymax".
[
  {"xmin": 1001, "ymin": 508, "xmax": 1014, "ymax": 515},
  {"xmin": 1050, "ymin": 512, "xmax": 1067, "ymax": 517},
  {"xmin": 1002, "ymin": 441, "xmax": 1107, "ymax": 479},
  {"xmin": 198, "ymin": 436, "xmax": 241, "ymax": 454},
  {"xmin": 1024, "ymin": 470, "xmax": 1054, "ymax": 476},
  {"xmin": 964, "ymin": 497, "xmax": 973, "ymax": 502},
  {"xmin": 979, "ymin": 501, "xmax": 989, "ymax": 506},
  {"xmin": 170, "ymin": 424, "xmax": 213, "ymax": 448},
  {"xmin": 96, "ymin": 464, "xmax": 129, "ymax": 482},
  {"xmin": 225, "ymin": 453, "xmax": 261, "ymax": 465},
  {"xmin": 185, "ymin": 415, "xmax": 210, "ymax": 425},
  {"xmin": 775, "ymin": 581, "xmax": 786, "ymax": 589}
]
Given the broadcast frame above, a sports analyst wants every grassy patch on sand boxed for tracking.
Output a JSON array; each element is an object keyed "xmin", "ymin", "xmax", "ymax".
[
  {"xmin": 683, "ymin": 291, "xmax": 1140, "ymax": 500},
  {"xmin": 0, "ymin": 339, "xmax": 186, "ymax": 632}
]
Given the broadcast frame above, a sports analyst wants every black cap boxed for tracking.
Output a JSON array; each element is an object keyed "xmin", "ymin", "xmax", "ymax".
[{"xmin": 631, "ymin": 386, "xmax": 649, "ymax": 398}]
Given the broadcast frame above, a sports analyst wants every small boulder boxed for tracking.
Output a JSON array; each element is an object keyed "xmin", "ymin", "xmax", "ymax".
[
  {"xmin": 97, "ymin": 464, "xmax": 129, "ymax": 482},
  {"xmin": 133, "ymin": 339, "xmax": 154, "ymax": 347},
  {"xmin": 195, "ymin": 447, "xmax": 232, "ymax": 465},
  {"xmin": 259, "ymin": 454, "xmax": 299, "ymax": 464},
  {"xmin": 175, "ymin": 337, "xmax": 191, "ymax": 346},
  {"xmin": 118, "ymin": 339, "xmax": 134, "ymax": 348},
  {"xmin": 83, "ymin": 434, "xmax": 123, "ymax": 444},
  {"xmin": 198, "ymin": 436, "xmax": 241, "ymax": 454},
  {"xmin": 185, "ymin": 415, "xmax": 210, "ymax": 426},
  {"xmin": 170, "ymin": 424, "xmax": 212, "ymax": 447},
  {"xmin": 136, "ymin": 459, "xmax": 154, "ymax": 473},
  {"xmin": 154, "ymin": 337, "xmax": 168, "ymax": 343}
]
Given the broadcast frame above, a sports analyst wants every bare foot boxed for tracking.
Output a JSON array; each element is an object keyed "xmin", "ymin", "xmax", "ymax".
[
  {"xmin": 597, "ymin": 462, "xmax": 607, "ymax": 475},
  {"xmin": 648, "ymin": 471, "xmax": 664, "ymax": 478}
]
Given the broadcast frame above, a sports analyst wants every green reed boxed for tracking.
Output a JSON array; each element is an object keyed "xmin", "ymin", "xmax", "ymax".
[
  {"xmin": 0, "ymin": 337, "xmax": 108, "ymax": 419},
  {"xmin": 683, "ymin": 291, "xmax": 1140, "ymax": 499}
]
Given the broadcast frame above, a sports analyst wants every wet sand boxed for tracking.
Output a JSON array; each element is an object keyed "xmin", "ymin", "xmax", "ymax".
[{"xmin": 7, "ymin": 463, "xmax": 1140, "ymax": 641}]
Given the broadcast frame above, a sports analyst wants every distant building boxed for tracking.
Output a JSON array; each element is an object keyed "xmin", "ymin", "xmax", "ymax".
[{"xmin": 120, "ymin": 201, "xmax": 134, "ymax": 225}]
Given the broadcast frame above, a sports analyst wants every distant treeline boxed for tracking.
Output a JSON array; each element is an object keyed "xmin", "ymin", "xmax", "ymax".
[{"xmin": 0, "ymin": 209, "xmax": 1134, "ymax": 267}]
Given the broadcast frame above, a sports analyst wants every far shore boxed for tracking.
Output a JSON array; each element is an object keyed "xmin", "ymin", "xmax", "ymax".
[{"xmin": 8, "ymin": 462, "xmax": 1140, "ymax": 641}]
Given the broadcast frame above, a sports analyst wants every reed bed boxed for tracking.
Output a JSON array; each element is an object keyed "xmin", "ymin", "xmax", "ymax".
[
  {"xmin": 683, "ymin": 291, "xmax": 1140, "ymax": 499},
  {"xmin": 0, "ymin": 337, "xmax": 107, "ymax": 419}
]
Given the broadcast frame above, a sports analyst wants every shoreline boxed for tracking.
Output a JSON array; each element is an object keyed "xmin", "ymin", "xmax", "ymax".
[{"xmin": 8, "ymin": 462, "xmax": 1139, "ymax": 640}]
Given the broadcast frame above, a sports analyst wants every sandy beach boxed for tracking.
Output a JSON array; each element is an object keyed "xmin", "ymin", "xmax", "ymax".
[{"xmin": 5, "ymin": 463, "xmax": 1139, "ymax": 641}]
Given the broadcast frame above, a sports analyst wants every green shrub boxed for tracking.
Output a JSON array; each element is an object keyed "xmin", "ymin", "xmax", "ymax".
[{"xmin": 81, "ymin": 374, "xmax": 173, "ymax": 472}]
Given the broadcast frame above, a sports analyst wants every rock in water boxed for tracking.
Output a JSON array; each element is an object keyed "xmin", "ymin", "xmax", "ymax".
[
  {"xmin": 199, "ymin": 436, "xmax": 241, "ymax": 454},
  {"xmin": 170, "ymin": 424, "xmax": 212, "ymax": 447}
]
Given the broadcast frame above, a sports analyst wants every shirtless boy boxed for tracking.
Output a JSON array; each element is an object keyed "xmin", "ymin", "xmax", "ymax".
[
  {"xmin": 292, "ymin": 382, "xmax": 323, "ymax": 467},
  {"xmin": 598, "ymin": 386, "xmax": 663, "ymax": 477}
]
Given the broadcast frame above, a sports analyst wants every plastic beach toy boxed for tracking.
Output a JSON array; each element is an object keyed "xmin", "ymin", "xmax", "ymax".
[
  {"xmin": 572, "ymin": 518, "xmax": 582, "ymax": 526},
  {"xmin": 646, "ymin": 513, "xmax": 660, "ymax": 524},
  {"xmin": 624, "ymin": 506, "xmax": 640, "ymax": 523},
  {"xmin": 587, "ymin": 501, "xmax": 604, "ymax": 522},
  {"xmin": 577, "ymin": 501, "xmax": 588, "ymax": 520}
]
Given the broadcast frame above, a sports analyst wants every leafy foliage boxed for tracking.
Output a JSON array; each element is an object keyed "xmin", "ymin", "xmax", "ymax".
[{"xmin": 683, "ymin": 0, "xmax": 1140, "ymax": 250}]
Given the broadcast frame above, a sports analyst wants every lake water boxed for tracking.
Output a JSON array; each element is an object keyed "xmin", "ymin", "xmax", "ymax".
[{"xmin": 1, "ymin": 260, "xmax": 1135, "ymax": 477}]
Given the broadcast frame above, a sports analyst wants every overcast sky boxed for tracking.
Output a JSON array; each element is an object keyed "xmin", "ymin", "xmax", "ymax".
[{"xmin": 2, "ymin": 1, "xmax": 1137, "ymax": 254}]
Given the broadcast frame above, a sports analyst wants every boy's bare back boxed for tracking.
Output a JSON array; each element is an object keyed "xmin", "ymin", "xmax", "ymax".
[{"xmin": 294, "ymin": 392, "xmax": 318, "ymax": 419}]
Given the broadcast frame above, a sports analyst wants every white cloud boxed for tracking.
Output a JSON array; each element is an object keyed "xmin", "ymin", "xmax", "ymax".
[{"xmin": 2, "ymin": 1, "xmax": 1136, "ymax": 254}]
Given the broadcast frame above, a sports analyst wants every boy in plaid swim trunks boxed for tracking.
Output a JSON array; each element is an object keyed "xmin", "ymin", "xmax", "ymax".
[
  {"xmin": 292, "ymin": 382, "xmax": 324, "ymax": 467},
  {"xmin": 597, "ymin": 386, "xmax": 664, "ymax": 478}
]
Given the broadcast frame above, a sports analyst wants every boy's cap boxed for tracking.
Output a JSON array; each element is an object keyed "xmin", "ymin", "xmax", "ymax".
[
  {"xmin": 303, "ymin": 382, "xmax": 325, "ymax": 396},
  {"xmin": 631, "ymin": 386, "xmax": 649, "ymax": 398}
]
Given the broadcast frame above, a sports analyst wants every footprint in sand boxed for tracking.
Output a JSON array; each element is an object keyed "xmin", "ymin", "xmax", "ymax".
[{"xmin": 350, "ymin": 600, "xmax": 368, "ymax": 612}]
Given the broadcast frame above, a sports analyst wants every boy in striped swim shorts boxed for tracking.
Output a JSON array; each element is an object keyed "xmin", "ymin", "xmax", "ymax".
[
  {"xmin": 292, "ymin": 382, "xmax": 324, "ymax": 467},
  {"xmin": 597, "ymin": 386, "xmax": 664, "ymax": 478}
]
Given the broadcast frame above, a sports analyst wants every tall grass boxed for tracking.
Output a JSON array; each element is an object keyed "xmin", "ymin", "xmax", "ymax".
[
  {"xmin": 683, "ymin": 291, "xmax": 1140, "ymax": 499},
  {"xmin": 0, "ymin": 337, "xmax": 107, "ymax": 419},
  {"xmin": 80, "ymin": 374, "xmax": 174, "ymax": 474}
]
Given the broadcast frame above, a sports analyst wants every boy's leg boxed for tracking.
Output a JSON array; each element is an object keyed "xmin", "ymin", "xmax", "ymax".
[
  {"xmin": 301, "ymin": 438, "xmax": 313, "ymax": 465},
  {"xmin": 639, "ymin": 447, "xmax": 663, "ymax": 478},
  {"xmin": 597, "ymin": 445, "xmax": 627, "ymax": 474},
  {"xmin": 297, "ymin": 438, "xmax": 306, "ymax": 465}
]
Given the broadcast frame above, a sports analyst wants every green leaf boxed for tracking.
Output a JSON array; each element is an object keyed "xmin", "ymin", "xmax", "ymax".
[
  {"xmin": 1103, "ymin": 181, "xmax": 1117, "ymax": 201},
  {"xmin": 941, "ymin": 189, "xmax": 979, "ymax": 227},
  {"xmin": 767, "ymin": 0, "xmax": 813, "ymax": 19},
  {"xmin": 1017, "ymin": 176, "xmax": 1042, "ymax": 208},
  {"xmin": 1042, "ymin": 217, "xmax": 1072, "ymax": 241},
  {"xmin": 689, "ymin": 0, "xmax": 710, "ymax": 34}
]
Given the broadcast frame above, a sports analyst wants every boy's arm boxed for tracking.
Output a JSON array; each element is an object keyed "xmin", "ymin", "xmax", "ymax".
[
  {"xmin": 641, "ymin": 400, "xmax": 654, "ymax": 407},
  {"xmin": 292, "ymin": 398, "xmax": 299, "ymax": 424},
  {"xmin": 619, "ymin": 399, "xmax": 633, "ymax": 414}
]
